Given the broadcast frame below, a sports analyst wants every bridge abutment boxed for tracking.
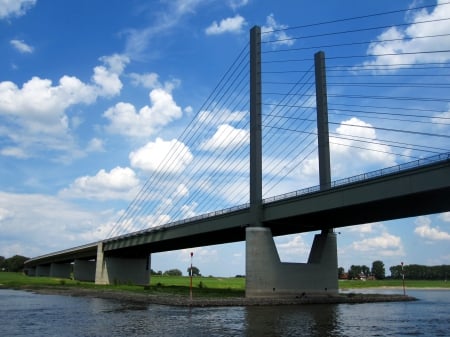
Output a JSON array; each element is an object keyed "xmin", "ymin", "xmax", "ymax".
[
  {"xmin": 94, "ymin": 243, "xmax": 150, "ymax": 285},
  {"xmin": 245, "ymin": 227, "xmax": 338, "ymax": 297}
]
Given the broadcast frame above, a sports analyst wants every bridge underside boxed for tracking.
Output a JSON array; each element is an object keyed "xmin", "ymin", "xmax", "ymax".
[{"xmin": 266, "ymin": 187, "xmax": 450, "ymax": 236}]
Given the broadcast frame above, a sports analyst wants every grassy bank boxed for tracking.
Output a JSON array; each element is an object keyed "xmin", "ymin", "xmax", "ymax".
[{"xmin": 1, "ymin": 272, "xmax": 448, "ymax": 298}]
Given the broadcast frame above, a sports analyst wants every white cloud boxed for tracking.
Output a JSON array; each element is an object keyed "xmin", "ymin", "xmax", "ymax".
[
  {"xmin": 0, "ymin": 54, "xmax": 128, "ymax": 158},
  {"xmin": 129, "ymin": 72, "xmax": 160, "ymax": 89},
  {"xmin": 92, "ymin": 54, "xmax": 129, "ymax": 96},
  {"xmin": 86, "ymin": 138, "xmax": 105, "ymax": 153},
  {"xmin": 200, "ymin": 124, "xmax": 249, "ymax": 151},
  {"xmin": 275, "ymin": 234, "xmax": 311, "ymax": 262},
  {"xmin": 205, "ymin": 14, "xmax": 246, "ymax": 35},
  {"xmin": 261, "ymin": 14, "xmax": 294, "ymax": 48},
  {"xmin": 351, "ymin": 231, "xmax": 404, "ymax": 256},
  {"xmin": 10, "ymin": 39, "xmax": 34, "ymax": 53},
  {"xmin": 432, "ymin": 110, "xmax": 450, "ymax": 127},
  {"xmin": 0, "ymin": 0, "xmax": 36, "ymax": 19},
  {"xmin": 197, "ymin": 109, "xmax": 247, "ymax": 125},
  {"xmin": 0, "ymin": 192, "xmax": 114, "ymax": 257},
  {"xmin": 123, "ymin": 0, "xmax": 206, "ymax": 60},
  {"xmin": 414, "ymin": 216, "xmax": 450, "ymax": 241},
  {"xmin": 331, "ymin": 117, "xmax": 396, "ymax": 177},
  {"xmin": 103, "ymin": 88, "xmax": 182, "ymax": 139},
  {"xmin": 439, "ymin": 212, "xmax": 450, "ymax": 222},
  {"xmin": 228, "ymin": 0, "xmax": 248, "ymax": 10},
  {"xmin": 60, "ymin": 166, "xmax": 140, "ymax": 201},
  {"xmin": 129, "ymin": 137, "xmax": 193, "ymax": 173},
  {"xmin": 346, "ymin": 222, "xmax": 378, "ymax": 234},
  {"xmin": 363, "ymin": 0, "xmax": 450, "ymax": 70}
]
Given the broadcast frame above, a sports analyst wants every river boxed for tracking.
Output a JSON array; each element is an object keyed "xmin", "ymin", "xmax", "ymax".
[{"xmin": 0, "ymin": 289, "xmax": 448, "ymax": 336}]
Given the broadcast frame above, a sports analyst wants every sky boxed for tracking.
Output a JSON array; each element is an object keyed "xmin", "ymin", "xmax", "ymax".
[{"xmin": 0, "ymin": 0, "xmax": 449, "ymax": 277}]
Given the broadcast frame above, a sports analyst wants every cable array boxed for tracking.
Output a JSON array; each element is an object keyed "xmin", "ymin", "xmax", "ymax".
[
  {"xmin": 107, "ymin": 1, "xmax": 450, "ymax": 239},
  {"xmin": 259, "ymin": 0, "xmax": 450, "ymax": 200}
]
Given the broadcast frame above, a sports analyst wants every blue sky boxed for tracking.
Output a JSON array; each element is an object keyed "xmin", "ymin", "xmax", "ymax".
[{"xmin": 1, "ymin": 0, "xmax": 449, "ymax": 277}]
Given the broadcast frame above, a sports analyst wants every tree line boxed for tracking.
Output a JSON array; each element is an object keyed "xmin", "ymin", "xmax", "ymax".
[
  {"xmin": 390, "ymin": 264, "xmax": 450, "ymax": 280},
  {"xmin": 0, "ymin": 255, "xmax": 29, "ymax": 272},
  {"xmin": 339, "ymin": 260, "xmax": 450, "ymax": 280}
]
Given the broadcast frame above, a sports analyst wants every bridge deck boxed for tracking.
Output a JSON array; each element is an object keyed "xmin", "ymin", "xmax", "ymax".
[{"xmin": 25, "ymin": 155, "xmax": 450, "ymax": 266}]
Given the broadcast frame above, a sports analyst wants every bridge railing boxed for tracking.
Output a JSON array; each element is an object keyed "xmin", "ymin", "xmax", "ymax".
[
  {"xmin": 105, "ymin": 202, "xmax": 251, "ymax": 242},
  {"xmin": 106, "ymin": 152, "xmax": 449, "ymax": 242},
  {"xmin": 263, "ymin": 152, "xmax": 450, "ymax": 204}
]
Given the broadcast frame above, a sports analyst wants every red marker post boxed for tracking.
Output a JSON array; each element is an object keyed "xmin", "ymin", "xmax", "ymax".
[
  {"xmin": 190, "ymin": 252, "xmax": 194, "ymax": 300},
  {"xmin": 401, "ymin": 262, "xmax": 406, "ymax": 296}
]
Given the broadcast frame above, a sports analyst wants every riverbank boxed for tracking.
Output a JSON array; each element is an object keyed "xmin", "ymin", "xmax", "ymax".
[
  {"xmin": 2, "ymin": 272, "xmax": 442, "ymax": 306},
  {"xmin": 5, "ymin": 285, "xmax": 416, "ymax": 307}
]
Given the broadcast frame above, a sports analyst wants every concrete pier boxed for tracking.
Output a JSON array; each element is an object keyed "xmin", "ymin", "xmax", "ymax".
[
  {"xmin": 95, "ymin": 243, "xmax": 150, "ymax": 285},
  {"xmin": 246, "ymin": 227, "xmax": 338, "ymax": 297}
]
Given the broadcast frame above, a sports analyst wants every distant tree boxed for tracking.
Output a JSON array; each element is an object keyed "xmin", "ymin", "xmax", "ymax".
[
  {"xmin": 371, "ymin": 260, "xmax": 385, "ymax": 279},
  {"xmin": 163, "ymin": 269, "xmax": 182, "ymax": 276},
  {"xmin": 0, "ymin": 256, "xmax": 5, "ymax": 271},
  {"xmin": 361, "ymin": 265, "xmax": 370, "ymax": 277},
  {"xmin": 338, "ymin": 267, "xmax": 345, "ymax": 278},
  {"xmin": 187, "ymin": 266, "xmax": 201, "ymax": 277},
  {"xmin": 4, "ymin": 255, "xmax": 28, "ymax": 272},
  {"xmin": 348, "ymin": 265, "xmax": 361, "ymax": 279}
]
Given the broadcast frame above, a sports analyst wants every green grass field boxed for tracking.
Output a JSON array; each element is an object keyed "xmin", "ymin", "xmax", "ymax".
[{"xmin": 0, "ymin": 272, "xmax": 448, "ymax": 298}]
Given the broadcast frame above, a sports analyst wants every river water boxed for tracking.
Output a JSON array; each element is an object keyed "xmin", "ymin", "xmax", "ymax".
[{"xmin": 0, "ymin": 289, "xmax": 449, "ymax": 336}]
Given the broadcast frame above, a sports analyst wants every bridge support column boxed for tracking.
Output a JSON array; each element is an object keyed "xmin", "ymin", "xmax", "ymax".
[
  {"xmin": 24, "ymin": 267, "xmax": 36, "ymax": 276},
  {"xmin": 35, "ymin": 264, "xmax": 50, "ymax": 277},
  {"xmin": 74, "ymin": 259, "xmax": 96, "ymax": 282},
  {"xmin": 50, "ymin": 262, "xmax": 72, "ymax": 279},
  {"xmin": 246, "ymin": 227, "xmax": 338, "ymax": 297},
  {"xmin": 95, "ymin": 243, "xmax": 150, "ymax": 285}
]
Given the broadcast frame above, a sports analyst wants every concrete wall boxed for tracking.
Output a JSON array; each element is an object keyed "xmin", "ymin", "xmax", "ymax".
[
  {"xmin": 95, "ymin": 243, "xmax": 150, "ymax": 285},
  {"xmin": 74, "ymin": 259, "xmax": 96, "ymax": 282},
  {"xmin": 246, "ymin": 227, "xmax": 338, "ymax": 297}
]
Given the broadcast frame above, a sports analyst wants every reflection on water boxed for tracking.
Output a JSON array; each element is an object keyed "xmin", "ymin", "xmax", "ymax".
[
  {"xmin": 246, "ymin": 304, "xmax": 338, "ymax": 337},
  {"xmin": 0, "ymin": 289, "xmax": 449, "ymax": 336}
]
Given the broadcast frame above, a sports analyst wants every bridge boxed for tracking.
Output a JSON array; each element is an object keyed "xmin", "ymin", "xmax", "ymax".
[{"xmin": 25, "ymin": 10, "xmax": 450, "ymax": 298}]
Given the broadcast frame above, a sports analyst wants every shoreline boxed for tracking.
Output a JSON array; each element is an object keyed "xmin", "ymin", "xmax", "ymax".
[{"xmin": 2, "ymin": 285, "xmax": 417, "ymax": 307}]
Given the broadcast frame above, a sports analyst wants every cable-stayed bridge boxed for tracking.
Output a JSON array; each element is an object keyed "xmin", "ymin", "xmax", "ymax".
[{"xmin": 25, "ymin": 3, "xmax": 450, "ymax": 297}]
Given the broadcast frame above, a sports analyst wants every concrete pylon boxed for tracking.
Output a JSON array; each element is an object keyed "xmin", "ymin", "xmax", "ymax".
[{"xmin": 246, "ymin": 227, "xmax": 338, "ymax": 297}]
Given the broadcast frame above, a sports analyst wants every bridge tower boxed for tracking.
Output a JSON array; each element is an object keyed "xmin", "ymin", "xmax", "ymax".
[{"xmin": 245, "ymin": 26, "xmax": 338, "ymax": 297}]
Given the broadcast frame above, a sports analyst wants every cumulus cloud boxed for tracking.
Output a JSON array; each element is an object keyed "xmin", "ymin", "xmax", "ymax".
[
  {"xmin": 351, "ymin": 231, "xmax": 404, "ymax": 256},
  {"xmin": 129, "ymin": 137, "xmax": 193, "ymax": 173},
  {"xmin": 0, "ymin": 54, "xmax": 128, "ymax": 158},
  {"xmin": 200, "ymin": 124, "xmax": 249, "ymax": 151},
  {"xmin": 129, "ymin": 72, "xmax": 160, "ymax": 89},
  {"xmin": 60, "ymin": 166, "xmax": 140, "ymax": 200},
  {"xmin": 0, "ymin": 192, "xmax": 115, "ymax": 257},
  {"xmin": 330, "ymin": 117, "xmax": 396, "ymax": 177},
  {"xmin": 414, "ymin": 216, "xmax": 450, "ymax": 241},
  {"xmin": 261, "ymin": 14, "xmax": 294, "ymax": 48},
  {"xmin": 10, "ymin": 39, "xmax": 34, "ymax": 53},
  {"xmin": 103, "ymin": 88, "xmax": 182, "ymax": 139},
  {"xmin": 92, "ymin": 54, "xmax": 129, "ymax": 96},
  {"xmin": 275, "ymin": 234, "xmax": 311, "ymax": 262},
  {"xmin": 205, "ymin": 14, "xmax": 246, "ymax": 35},
  {"xmin": 0, "ymin": 0, "xmax": 36, "ymax": 19},
  {"xmin": 363, "ymin": 0, "xmax": 450, "ymax": 70}
]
